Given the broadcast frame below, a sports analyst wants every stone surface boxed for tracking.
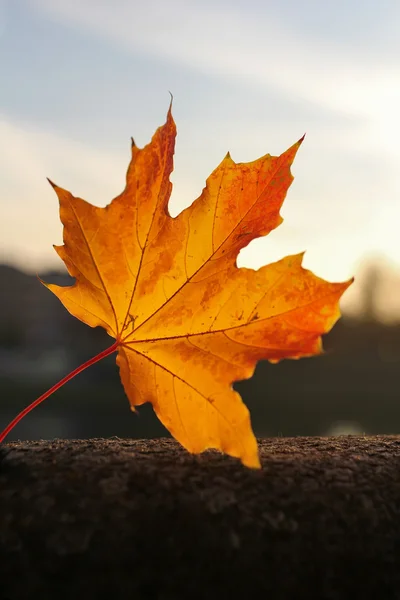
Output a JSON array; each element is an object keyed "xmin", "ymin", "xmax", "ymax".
[{"xmin": 1, "ymin": 436, "xmax": 400, "ymax": 599}]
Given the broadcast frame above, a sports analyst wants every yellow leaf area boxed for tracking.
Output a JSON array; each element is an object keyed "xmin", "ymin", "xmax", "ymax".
[{"xmin": 45, "ymin": 108, "xmax": 352, "ymax": 468}]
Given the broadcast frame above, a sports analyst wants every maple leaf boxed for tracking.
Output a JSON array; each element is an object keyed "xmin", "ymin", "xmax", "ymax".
[{"xmin": 40, "ymin": 108, "xmax": 351, "ymax": 468}]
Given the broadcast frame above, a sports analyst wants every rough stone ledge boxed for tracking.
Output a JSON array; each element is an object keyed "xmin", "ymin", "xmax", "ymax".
[{"xmin": 1, "ymin": 435, "xmax": 400, "ymax": 600}]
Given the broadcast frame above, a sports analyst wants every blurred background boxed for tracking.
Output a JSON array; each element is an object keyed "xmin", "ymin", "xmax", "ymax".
[{"xmin": 1, "ymin": 0, "xmax": 400, "ymax": 441}]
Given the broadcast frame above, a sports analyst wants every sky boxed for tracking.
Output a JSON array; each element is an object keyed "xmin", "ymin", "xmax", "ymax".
[{"xmin": 1, "ymin": 0, "xmax": 400, "ymax": 316}]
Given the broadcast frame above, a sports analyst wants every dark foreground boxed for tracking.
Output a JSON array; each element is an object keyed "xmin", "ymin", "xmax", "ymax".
[{"xmin": 1, "ymin": 436, "xmax": 400, "ymax": 600}]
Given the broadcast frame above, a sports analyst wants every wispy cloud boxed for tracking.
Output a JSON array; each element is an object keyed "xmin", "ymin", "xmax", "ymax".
[
  {"xmin": 32, "ymin": 0, "xmax": 400, "ymax": 123},
  {"xmin": 0, "ymin": 116, "xmax": 124, "ymax": 270}
]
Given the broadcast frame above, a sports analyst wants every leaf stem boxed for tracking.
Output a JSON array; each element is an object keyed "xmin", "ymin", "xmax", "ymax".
[{"xmin": 0, "ymin": 340, "xmax": 119, "ymax": 444}]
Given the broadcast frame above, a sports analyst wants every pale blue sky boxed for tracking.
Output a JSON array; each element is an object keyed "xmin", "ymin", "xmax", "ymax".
[{"xmin": 1, "ymin": 0, "xmax": 400, "ymax": 315}]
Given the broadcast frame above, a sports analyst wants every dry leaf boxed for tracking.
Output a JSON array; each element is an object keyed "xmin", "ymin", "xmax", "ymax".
[{"xmin": 45, "ymin": 107, "xmax": 352, "ymax": 468}]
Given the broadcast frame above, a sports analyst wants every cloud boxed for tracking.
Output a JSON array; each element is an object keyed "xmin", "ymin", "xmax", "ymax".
[
  {"xmin": 0, "ymin": 116, "xmax": 125, "ymax": 271},
  {"xmin": 31, "ymin": 0, "xmax": 400, "ymax": 123}
]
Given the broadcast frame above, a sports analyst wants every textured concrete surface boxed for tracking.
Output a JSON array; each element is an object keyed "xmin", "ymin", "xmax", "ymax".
[{"xmin": 1, "ymin": 436, "xmax": 400, "ymax": 599}]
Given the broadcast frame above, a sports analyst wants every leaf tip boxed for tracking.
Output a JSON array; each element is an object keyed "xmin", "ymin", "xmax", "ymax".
[
  {"xmin": 343, "ymin": 275, "xmax": 355, "ymax": 293},
  {"xmin": 37, "ymin": 273, "xmax": 49, "ymax": 289},
  {"xmin": 47, "ymin": 177, "xmax": 57, "ymax": 189},
  {"xmin": 294, "ymin": 250, "xmax": 306, "ymax": 265},
  {"xmin": 165, "ymin": 94, "xmax": 176, "ymax": 131},
  {"xmin": 298, "ymin": 133, "xmax": 306, "ymax": 144},
  {"xmin": 167, "ymin": 91, "xmax": 174, "ymax": 114},
  {"xmin": 243, "ymin": 451, "xmax": 262, "ymax": 469}
]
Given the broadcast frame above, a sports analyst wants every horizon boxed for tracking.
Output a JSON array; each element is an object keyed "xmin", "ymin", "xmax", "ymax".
[{"xmin": 2, "ymin": 249, "xmax": 400, "ymax": 324}]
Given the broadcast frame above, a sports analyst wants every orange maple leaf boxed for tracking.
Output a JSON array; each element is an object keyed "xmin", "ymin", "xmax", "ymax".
[{"xmin": 37, "ymin": 108, "xmax": 350, "ymax": 467}]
